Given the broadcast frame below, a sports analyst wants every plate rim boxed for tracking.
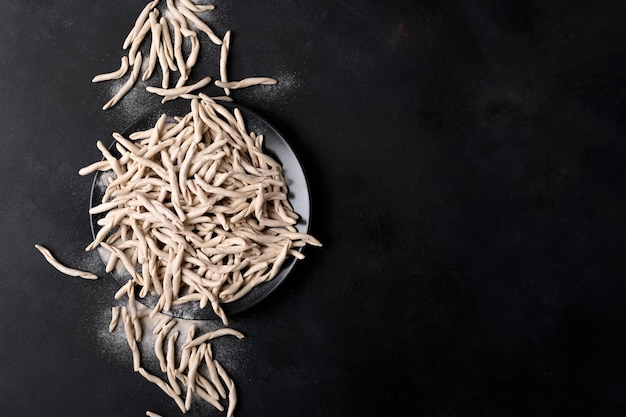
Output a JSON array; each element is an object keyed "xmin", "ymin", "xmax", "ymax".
[{"xmin": 89, "ymin": 99, "xmax": 312, "ymax": 320}]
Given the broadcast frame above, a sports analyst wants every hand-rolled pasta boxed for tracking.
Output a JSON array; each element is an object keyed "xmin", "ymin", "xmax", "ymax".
[
  {"xmin": 215, "ymin": 77, "xmax": 277, "ymax": 90},
  {"xmin": 34, "ymin": 244, "xmax": 98, "ymax": 280},
  {"xmin": 92, "ymin": 56, "xmax": 130, "ymax": 83},
  {"xmin": 83, "ymin": 97, "xmax": 321, "ymax": 327}
]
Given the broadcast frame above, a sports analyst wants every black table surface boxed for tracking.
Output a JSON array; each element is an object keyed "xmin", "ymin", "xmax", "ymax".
[{"xmin": 1, "ymin": 1, "xmax": 625, "ymax": 416}]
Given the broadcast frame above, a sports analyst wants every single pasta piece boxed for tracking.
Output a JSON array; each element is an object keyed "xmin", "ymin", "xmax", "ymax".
[
  {"xmin": 102, "ymin": 52, "xmax": 144, "ymax": 110},
  {"xmin": 34, "ymin": 244, "xmax": 98, "ymax": 280},
  {"xmin": 109, "ymin": 306, "xmax": 121, "ymax": 333},
  {"xmin": 182, "ymin": 327, "xmax": 245, "ymax": 350},
  {"xmin": 179, "ymin": 0, "xmax": 215, "ymax": 13},
  {"xmin": 121, "ymin": 308, "xmax": 141, "ymax": 371},
  {"xmin": 92, "ymin": 56, "xmax": 130, "ymax": 83},
  {"xmin": 142, "ymin": 11, "xmax": 162, "ymax": 81},
  {"xmin": 219, "ymin": 30, "xmax": 231, "ymax": 95},
  {"xmin": 214, "ymin": 77, "xmax": 277, "ymax": 90}
]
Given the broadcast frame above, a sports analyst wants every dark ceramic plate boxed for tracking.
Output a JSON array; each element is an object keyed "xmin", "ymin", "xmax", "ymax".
[{"xmin": 90, "ymin": 100, "xmax": 311, "ymax": 320}]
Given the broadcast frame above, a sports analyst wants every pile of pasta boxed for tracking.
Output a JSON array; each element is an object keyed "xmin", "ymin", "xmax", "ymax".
[
  {"xmin": 81, "ymin": 96, "xmax": 321, "ymax": 325},
  {"xmin": 92, "ymin": 0, "xmax": 277, "ymax": 109},
  {"xmin": 35, "ymin": 1, "xmax": 321, "ymax": 416},
  {"xmin": 110, "ymin": 304, "xmax": 244, "ymax": 417}
]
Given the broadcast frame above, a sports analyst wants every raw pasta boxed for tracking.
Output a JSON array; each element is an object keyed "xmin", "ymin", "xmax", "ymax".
[
  {"xmin": 76, "ymin": 2, "xmax": 317, "ymax": 417},
  {"xmin": 111, "ymin": 305, "xmax": 240, "ymax": 415},
  {"xmin": 92, "ymin": 56, "xmax": 129, "ymax": 83},
  {"xmin": 215, "ymin": 77, "xmax": 278, "ymax": 90},
  {"xmin": 82, "ymin": 97, "xmax": 321, "ymax": 326},
  {"xmin": 94, "ymin": 1, "xmax": 277, "ymax": 109},
  {"xmin": 34, "ymin": 244, "xmax": 98, "ymax": 280}
]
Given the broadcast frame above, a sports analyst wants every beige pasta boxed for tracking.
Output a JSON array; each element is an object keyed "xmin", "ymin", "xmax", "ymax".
[
  {"xmin": 92, "ymin": 56, "xmax": 130, "ymax": 83},
  {"xmin": 123, "ymin": 0, "xmax": 160, "ymax": 50},
  {"xmin": 84, "ymin": 4, "xmax": 322, "ymax": 417},
  {"xmin": 179, "ymin": 0, "xmax": 215, "ymax": 13},
  {"xmin": 83, "ymin": 97, "xmax": 321, "ymax": 325},
  {"xmin": 215, "ymin": 77, "xmax": 278, "ymax": 90},
  {"xmin": 182, "ymin": 327, "xmax": 245, "ymax": 350},
  {"xmin": 109, "ymin": 306, "xmax": 121, "ymax": 333},
  {"xmin": 219, "ymin": 30, "xmax": 232, "ymax": 96},
  {"xmin": 108, "ymin": 309, "xmax": 241, "ymax": 415},
  {"xmin": 176, "ymin": 5, "xmax": 222, "ymax": 45},
  {"xmin": 102, "ymin": 52, "xmax": 144, "ymax": 110},
  {"xmin": 34, "ymin": 244, "xmax": 98, "ymax": 280},
  {"xmin": 146, "ymin": 76, "xmax": 212, "ymax": 102}
]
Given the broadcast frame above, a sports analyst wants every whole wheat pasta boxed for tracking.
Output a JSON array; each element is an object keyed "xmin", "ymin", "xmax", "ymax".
[
  {"xmin": 34, "ymin": 244, "xmax": 98, "ymax": 280},
  {"xmin": 92, "ymin": 56, "xmax": 130, "ymax": 83},
  {"xmin": 215, "ymin": 77, "xmax": 278, "ymax": 90}
]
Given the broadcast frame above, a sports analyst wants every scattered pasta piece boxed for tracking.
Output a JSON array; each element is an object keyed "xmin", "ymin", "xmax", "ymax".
[
  {"xmin": 92, "ymin": 56, "xmax": 130, "ymax": 83},
  {"xmin": 215, "ymin": 77, "xmax": 278, "ymax": 90},
  {"xmin": 34, "ymin": 244, "xmax": 98, "ymax": 280},
  {"xmin": 102, "ymin": 52, "xmax": 143, "ymax": 110}
]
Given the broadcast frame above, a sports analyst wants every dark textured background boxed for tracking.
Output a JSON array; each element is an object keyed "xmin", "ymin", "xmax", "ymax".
[{"xmin": 1, "ymin": 1, "xmax": 626, "ymax": 416}]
